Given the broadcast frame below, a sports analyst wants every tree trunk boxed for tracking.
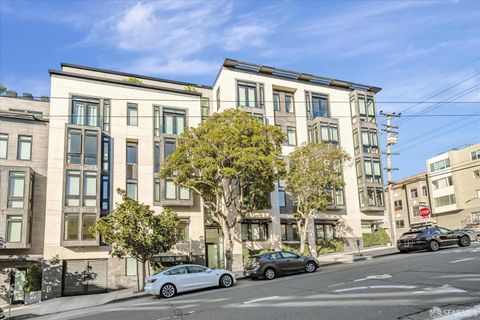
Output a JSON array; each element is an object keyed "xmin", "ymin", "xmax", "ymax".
[
  {"xmin": 135, "ymin": 259, "xmax": 140, "ymax": 292},
  {"xmin": 219, "ymin": 221, "xmax": 235, "ymax": 271},
  {"xmin": 307, "ymin": 218, "xmax": 317, "ymax": 257},
  {"xmin": 297, "ymin": 219, "xmax": 308, "ymax": 255},
  {"xmin": 141, "ymin": 259, "xmax": 146, "ymax": 291}
]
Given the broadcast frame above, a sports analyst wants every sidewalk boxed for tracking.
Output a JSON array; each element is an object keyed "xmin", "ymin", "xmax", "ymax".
[{"xmin": 8, "ymin": 246, "xmax": 397, "ymax": 319}]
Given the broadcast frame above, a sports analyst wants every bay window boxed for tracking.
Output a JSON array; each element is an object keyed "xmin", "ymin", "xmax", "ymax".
[
  {"xmin": 163, "ymin": 109, "xmax": 185, "ymax": 135},
  {"xmin": 8, "ymin": 171, "xmax": 25, "ymax": 208},
  {"xmin": 6, "ymin": 216, "xmax": 22, "ymax": 242},
  {"xmin": 67, "ymin": 129, "xmax": 82, "ymax": 164},
  {"xmin": 64, "ymin": 213, "xmax": 79, "ymax": 241},
  {"xmin": 65, "ymin": 170, "xmax": 81, "ymax": 206},
  {"xmin": 83, "ymin": 171, "xmax": 97, "ymax": 206},
  {"xmin": 84, "ymin": 131, "xmax": 98, "ymax": 165},
  {"xmin": 82, "ymin": 213, "xmax": 96, "ymax": 240}
]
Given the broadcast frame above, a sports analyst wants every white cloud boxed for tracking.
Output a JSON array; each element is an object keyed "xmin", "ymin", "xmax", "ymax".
[{"xmin": 124, "ymin": 57, "xmax": 220, "ymax": 76}]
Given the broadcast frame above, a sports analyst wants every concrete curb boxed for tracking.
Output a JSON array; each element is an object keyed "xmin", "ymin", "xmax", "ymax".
[{"xmin": 318, "ymin": 251, "xmax": 398, "ymax": 267}]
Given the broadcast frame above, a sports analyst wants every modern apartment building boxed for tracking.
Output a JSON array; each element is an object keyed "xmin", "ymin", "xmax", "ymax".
[
  {"xmin": 0, "ymin": 96, "xmax": 50, "ymax": 303},
  {"xmin": 386, "ymin": 172, "xmax": 432, "ymax": 236},
  {"xmin": 426, "ymin": 144, "xmax": 480, "ymax": 229},
  {"xmin": 32, "ymin": 59, "xmax": 384, "ymax": 298}
]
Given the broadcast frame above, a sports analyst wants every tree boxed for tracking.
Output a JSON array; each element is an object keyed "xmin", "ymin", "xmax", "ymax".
[
  {"xmin": 22, "ymin": 92, "xmax": 34, "ymax": 99},
  {"xmin": 5, "ymin": 90, "xmax": 17, "ymax": 97},
  {"xmin": 285, "ymin": 142, "xmax": 350, "ymax": 257},
  {"xmin": 91, "ymin": 189, "xmax": 179, "ymax": 291},
  {"xmin": 161, "ymin": 109, "xmax": 285, "ymax": 270},
  {"xmin": 0, "ymin": 84, "xmax": 6, "ymax": 95}
]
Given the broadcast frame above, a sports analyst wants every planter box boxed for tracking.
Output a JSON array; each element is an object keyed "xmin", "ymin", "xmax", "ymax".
[{"xmin": 24, "ymin": 291, "xmax": 41, "ymax": 305}]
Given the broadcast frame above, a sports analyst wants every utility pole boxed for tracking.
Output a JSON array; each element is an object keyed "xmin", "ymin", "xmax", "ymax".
[{"xmin": 380, "ymin": 111, "xmax": 400, "ymax": 245}]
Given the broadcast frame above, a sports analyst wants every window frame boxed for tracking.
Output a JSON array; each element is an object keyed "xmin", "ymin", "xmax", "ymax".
[
  {"xmin": 6, "ymin": 215, "xmax": 23, "ymax": 243},
  {"xmin": 65, "ymin": 170, "xmax": 81, "ymax": 207},
  {"xmin": 162, "ymin": 109, "xmax": 186, "ymax": 135},
  {"xmin": 17, "ymin": 135, "xmax": 32, "ymax": 161},
  {"xmin": 83, "ymin": 131, "xmax": 98, "ymax": 165},
  {"xmin": 237, "ymin": 81, "xmax": 258, "ymax": 108},
  {"xmin": 126, "ymin": 179, "xmax": 138, "ymax": 200},
  {"xmin": 241, "ymin": 221, "xmax": 269, "ymax": 241},
  {"xmin": 286, "ymin": 126, "xmax": 297, "ymax": 146},
  {"xmin": 127, "ymin": 103, "xmax": 138, "ymax": 126},
  {"xmin": 82, "ymin": 171, "xmax": 97, "ymax": 207},
  {"xmin": 0, "ymin": 133, "xmax": 8, "ymax": 159},
  {"xmin": 8, "ymin": 171, "xmax": 26, "ymax": 208}
]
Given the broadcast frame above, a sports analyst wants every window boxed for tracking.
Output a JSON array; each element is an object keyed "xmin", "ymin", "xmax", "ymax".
[
  {"xmin": 273, "ymin": 93, "xmax": 280, "ymax": 111},
  {"xmin": 358, "ymin": 95, "xmax": 367, "ymax": 122},
  {"xmin": 125, "ymin": 258, "xmax": 137, "ymax": 276},
  {"xmin": 315, "ymin": 223, "xmax": 336, "ymax": 240},
  {"xmin": 103, "ymin": 99, "xmax": 110, "ymax": 132},
  {"xmin": 358, "ymin": 188, "xmax": 365, "ymax": 207},
  {"xmin": 65, "ymin": 170, "xmax": 81, "ymax": 206},
  {"xmin": 187, "ymin": 266, "xmax": 207, "ymax": 273},
  {"xmin": 396, "ymin": 220, "xmax": 405, "ymax": 228},
  {"xmin": 126, "ymin": 179, "xmax": 137, "ymax": 200},
  {"xmin": 8, "ymin": 171, "xmax": 25, "ymax": 208},
  {"xmin": 179, "ymin": 186, "xmax": 190, "ymax": 200},
  {"xmin": 367, "ymin": 187, "xmax": 375, "ymax": 206},
  {"xmin": 237, "ymin": 81, "xmax": 257, "ymax": 108},
  {"xmin": 356, "ymin": 160, "xmax": 363, "ymax": 183},
  {"xmin": 102, "ymin": 136, "xmax": 110, "ymax": 173},
  {"xmin": 471, "ymin": 212, "xmax": 480, "ymax": 223},
  {"xmin": 154, "ymin": 142, "xmax": 160, "ymax": 173},
  {"xmin": 154, "ymin": 178, "xmax": 160, "ymax": 202},
  {"xmin": 367, "ymin": 187, "xmax": 384, "ymax": 207},
  {"xmin": 320, "ymin": 123, "xmax": 339, "ymax": 145},
  {"xmin": 6, "ymin": 216, "xmax": 22, "ymax": 242},
  {"xmin": 471, "ymin": 150, "xmax": 480, "ymax": 160},
  {"xmin": 167, "ymin": 267, "xmax": 187, "ymax": 275},
  {"xmin": 375, "ymin": 188, "xmax": 384, "ymax": 206},
  {"xmin": 475, "ymin": 170, "xmax": 480, "ymax": 178},
  {"xmin": 366, "ymin": 96, "xmax": 376, "ymax": 123},
  {"xmin": 476, "ymin": 189, "xmax": 480, "ymax": 198},
  {"xmin": 83, "ymin": 171, "xmax": 97, "ymax": 206},
  {"xmin": 287, "ymin": 127, "xmax": 297, "ymax": 146},
  {"xmin": 165, "ymin": 180, "xmax": 176, "ymax": 199},
  {"xmin": 216, "ymin": 88, "xmax": 221, "ymax": 111},
  {"xmin": 67, "ymin": 129, "xmax": 82, "ymax": 164},
  {"xmin": 177, "ymin": 221, "xmax": 189, "ymax": 241},
  {"xmin": 201, "ymin": 98, "xmax": 210, "ymax": 122},
  {"xmin": 335, "ymin": 187, "xmax": 345, "ymax": 206},
  {"xmin": 164, "ymin": 138, "xmax": 176, "ymax": 158},
  {"xmin": 410, "ymin": 188, "xmax": 418, "ymax": 199},
  {"xmin": 360, "ymin": 128, "xmax": 378, "ymax": 153},
  {"xmin": 71, "ymin": 97, "xmax": 99, "ymax": 126},
  {"xmin": 432, "ymin": 176, "xmax": 453, "ymax": 189},
  {"xmin": 17, "ymin": 135, "xmax": 32, "ymax": 160},
  {"xmin": 434, "ymin": 194, "xmax": 456, "ymax": 207},
  {"xmin": 163, "ymin": 109, "xmax": 186, "ymax": 135},
  {"xmin": 311, "ymin": 94, "xmax": 328, "ymax": 118},
  {"xmin": 364, "ymin": 158, "xmax": 381, "ymax": 183},
  {"xmin": 0, "ymin": 133, "xmax": 7, "ymax": 159},
  {"xmin": 241, "ymin": 221, "xmax": 268, "ymax": 241},
  {"xmin": 64, "ymin": 213, "xmax": 79, "ymax": 241},
  {"xmin": 394, "ymin": 200, "xmax": 403, "ymax": 211},
  {"xmin": 353, "ymin": 130, "xmax": 359, "ymax": 154},
  {"xmin": 422, "ymin": 185, "xmax": 428, "ymax": 197},
  {"xmin": 350, "ymin": 96, "xmax": 357, "ymax": 123},
  {"xmin": 278, "ymin": 188, "xmax": 286, "ymax": 207},
  {"xmin": 281, "ymin": 222, "xmax": 299, "ymax": 241},
  {"xmin": 101, "ymin": 175, "xmax": 109, "ymax": 212},
  {"xmin": 127, "ymin": 103, "xmax": 138, "ymax": 126},
  {"xmin": 153, "ymin": 106, "xmax": 161, "ymax": 136},
  {"xmin": 127, "ymin": 142, "xmax": 137, "ymax": 165},
  {"xmin": 84, "ymin": 131, "xmax": 98, "ymax": 165},
  {"xmin": 430, "ymin": 158, "xmax": 450, "ymax": 172},
  {"xmin": 285, "ymin": 94, "xmax": 294, "ymax": 113},
  {"xmin": 82, "ymin": 213, "xmax": 96, "ymax": 240}
]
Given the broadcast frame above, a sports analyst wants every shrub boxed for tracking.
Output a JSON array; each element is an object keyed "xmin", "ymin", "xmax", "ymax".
[
  {"xmin": 23, "ymin": 264, "xmax": 42, "ymax": 292},
  {"xmin": 363, "ymin": 228, "xmax": 390, "ymax": 247},
  {"xmin": 316, "ymin": 239, "xmax": 344, "ymax": 255}
]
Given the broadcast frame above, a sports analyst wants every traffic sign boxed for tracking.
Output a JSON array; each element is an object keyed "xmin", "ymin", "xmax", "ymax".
[{"xmin": 419, "ymin": 207, "xmax": 431, "ymax": 218}]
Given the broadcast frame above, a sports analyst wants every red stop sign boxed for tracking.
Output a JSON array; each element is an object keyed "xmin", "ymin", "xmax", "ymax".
[{"xmin": 419, "ymin": 207, "xmax": 431, "ymax": 218}]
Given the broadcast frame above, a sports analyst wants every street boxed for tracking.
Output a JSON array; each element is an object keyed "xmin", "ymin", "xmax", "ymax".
[{"xmin": 35, "ymin": 243, "xmax": 480, "ymax": 320}]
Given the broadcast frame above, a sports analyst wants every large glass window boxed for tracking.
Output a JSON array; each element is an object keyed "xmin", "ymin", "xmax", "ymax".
[
  {"xmin": 434, "ymin": 194, "xmax": 456, "ymax": 207},
  {"xmin": 127, "ymin": 103, "xmax": 138, "ymax": 126},
  {"xmin": 8, "ymin": 171, "xmax": 25, "ymax": 208},
  {"xmin": 281, "ymin": 222, "xmax": 299, "ymax": 241},
  {"xmin": 164, "ymin": 138, "xmax": 176, "ymax": 158},
  {"xmin": 320, "ymin": 123, "xmax": 339, "ymax": 145},
  {"xmin": 287, "ymin": 127, "xmax": 297, "ymax": 146},
  {"xmin": 125, "ymin": 258, "xmax": 137, "ymax": 276},
  {"xmin": 358, "ymin": 95, "xmax": 367, "ymax": 122},
  {"xmin": 82, "ymin": 213, "xmax": 96, "ymax": 240},
  {"xmin": 278, "ymin": 188, "xmax": 286, "ymax": 207},
  {"xmin": 312, "ymin": 94, "xmax": 328, "ymax": 118},
  {"xmin": 201, "ymin": 98, "xmax": 210, "ymax": 122},
  {"xmin": 163, "ymin": 109, "xmax": 186, "ymax": 135},
  {"xmin": 237, "ymin": 81, "xmax": 257, "ymax": 108},
  {"xmin": 64, "ymin": 213, "xmax": 79, "ymax": 241},
  {"xmin": 83, "ymin": 171, "xmax": 97, "ymax": 206},
  {"xmin": 72, "ymin": 100, "xmax": 85, "ymax": 125},
  {"xmin": 6, "ymin": 216, "xmax": 22, "ymax": 243},
  {"xmin": 65, "ymin": 170, "xmax": 81, "ymax": 206},
  {"xmin": 86, "ymin": 102, "xmax": 99, "ymax": 126},
  {"xmin": 165, "ymin": 180, "xmax": 176, "ymax": 199},
  {"xmin": 126, "ymin": 179, "xmax": 137, "ymax": 200},
  {"xmin": 67, "ymin": 129, "xmax": 82, "ymax": 164},
  {"xmin": 315, "ymin": 223, "xmax": 336, "ymax": 240},
  {"xmin": 177, "ymin": 221, "xmax": 189, "ymax": 241},
  {"xmin": 71, "ymin": 97, "xmax": 100, "ymax": 126},
  {"xmin": 84, "ymin": 131, "xmax": 98, "ymax": 165},
  {"xmin": 17, "ymin": 135, "xmax": 32, "ymax": 160},
  {"xmin": 361, "ymin": 128, "xmax": 378, "ymax": 153},
  {"xmin": 358, "ymin": 188, "xmax": 365, "ymax": 207},
  {"xmin": 364, "ymin": 157, "xmax": 381, "ymax": 183},
  {"xmin": 273, "ymin": 93, "xmax": 280, "ymax": 111},
  {"xmin": 430, "ymin": 158, "xmax": 450, "ymax": 172},
  {"xmin": 364, "ymin": 158, "xmax": 373, "ymax": 182},
  {"xmin": 179, "ymin": 186, "xmax": 190, "ymax": 200},
  {"xmin": 410, "ymin": 188, "xmax": 418, "ymax": 199},
  {"xmin": 350, "ymin": 96, "xmax": 357, "ymax": 124},
  {"xmin": 241, "ymin": 221, "xmax": 268, "ymax": 241},
  {"xmin": 432, "ymin": 176, "xmax": 453, "ymax": 189},
  {"xmin": 127, "ymin": 142, "xmax": 138, "ymax": 165},
  {"xmin": 154, "ymin": 142, "xmax": 160, "ymax": 173},
  {"xmin": 0, "ymin": 133, "xmax": 7, "ymax": 159},
  {"xmin": 285, "ymin": 94, "xmax": 294, "ymax": 113}
]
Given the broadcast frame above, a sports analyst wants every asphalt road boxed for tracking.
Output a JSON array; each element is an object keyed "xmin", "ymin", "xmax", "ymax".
[{"xmin": 39, "ymin": 243, "xmax": 480, "ymax": 320}]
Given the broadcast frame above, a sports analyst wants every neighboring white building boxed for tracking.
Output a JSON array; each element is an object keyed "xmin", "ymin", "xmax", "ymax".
[{"xmin": 40, "ymin": 59, "xmax": 385, "ymax": 298}]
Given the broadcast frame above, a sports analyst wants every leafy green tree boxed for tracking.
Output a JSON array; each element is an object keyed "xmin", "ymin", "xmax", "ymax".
[
  {"xmin": 0, "ymin": 84, "xmax": 6, "ymax": 95},
  {"xmin": 23, "ymin": 264, "xmax": 42, "ymax": 292},
  {"xmin": 22, "ymin": 92, "xmax": 34, "ymax": 99},
  {"xmin": 91, "ymin": 189, "xmax": 179, "ymax": 290},
  {"xmin": 161, "ymin": 109, "xmax": 285, "ymax": 270},
  {"xmin": 5, "ymin": 90, "xmax": 17, "ymax": 97},
  {"xmin": 285, "ymin": 142, "xmax": 350, "ymax": 256}
]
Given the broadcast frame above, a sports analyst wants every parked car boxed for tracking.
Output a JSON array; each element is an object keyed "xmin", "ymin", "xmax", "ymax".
[
  {"xmin": 455, "ymin": 228, "xmax": 480, "ymax": 242},
  {"xmin": 397, "ymin": 226, "xmax": 471, "ymax": 253},
  {"xmin": 243, "ymin": 251, "xmax": 319, "ymax": 280},
  {"xmin": 144, "ymin": 264, "xmax": 236, "ymax": 298}
]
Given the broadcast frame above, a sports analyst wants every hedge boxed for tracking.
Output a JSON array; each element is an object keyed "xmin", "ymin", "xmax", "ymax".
[
  {"xmin": 282, "ymin": 239, "xmax": 344, "ymax": 256},
  {"xmin": 362, "ymin": 228, "xmax": 390, "ymax": 247}
]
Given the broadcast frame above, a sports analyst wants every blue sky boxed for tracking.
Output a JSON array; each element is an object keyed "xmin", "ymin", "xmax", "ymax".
[{"xmin": 1, "ymin": 0, "xmax": 479, "ymax": 180}]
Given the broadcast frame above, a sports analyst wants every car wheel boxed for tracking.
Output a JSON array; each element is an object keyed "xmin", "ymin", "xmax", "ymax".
[
  {"xmin": 219, "ymin": 274, "xmax": 234, "ymax": 288},
  {"xmin": 459, "ymin": 235, "xmax": 471, "ymax": 247},
  {"xmin": 264, "ymin": 268, "xmax": 276, "ymax": 280},
  {"xmin": 428, "ymin": 240, "xmax": 439, "ymax": 252},
  {"xmin": 305, "ymin": 262, "xmax": 317, "ymax": 273},
  {"xmin": 160, "ymin": 283, "xmax": 176, "ymax": 298},
  {"xmin": 476, "ymin": 235, "xmax": 480, "ymax": 242}
]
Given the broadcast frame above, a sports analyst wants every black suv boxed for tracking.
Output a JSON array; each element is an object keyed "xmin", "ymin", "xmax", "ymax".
[
  {"xmin": 243, "ymin": 251, "xmax": 319, "ymax": 280},
  {"xmin": 397, "ymin": 227, "xmax": 471, "ymax": 253}
]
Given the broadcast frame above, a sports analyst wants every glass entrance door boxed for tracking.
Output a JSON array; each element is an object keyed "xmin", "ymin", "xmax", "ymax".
[{"xmin": 205, "ymin": 228, "xmax": 224, "ymax": 269}]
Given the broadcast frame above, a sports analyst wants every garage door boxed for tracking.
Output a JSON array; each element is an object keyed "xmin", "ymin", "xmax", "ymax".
[{"xmin": 63, "ymin": 259, "xmax": 108, "ymax": 296}]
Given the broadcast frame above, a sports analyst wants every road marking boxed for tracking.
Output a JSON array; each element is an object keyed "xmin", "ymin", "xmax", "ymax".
[
  {"xmin": 434, "ymin": 304, "xmax": 480, "ymax": 320},
  {"xmin": 157, "ymin": 310, "xmax": 194, "ymax": 320},
  {"xmin": 334, "ymin": 286, "xmax": 368, "ymax": 292},
  {"xmin": 412, "ymin": 284, "xmax": 466, "ymax": 294},
  {"xmin": 328, "ymin": 282, "xmax": 346, "ymax": 287},
  {"xmin": 334, "ymin": 285, "xmax": 417, "ymax": 292},
  {"xmin": 449, "ymin": 257, "xmax": 476, "ymax": 264},
  {"xmin": 243, "ymin": 296, "xmax": 281, "ymax": 304},
  {"xmin": 353, "ymin": 274, "xmax": 392, "ymax": 282}
]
